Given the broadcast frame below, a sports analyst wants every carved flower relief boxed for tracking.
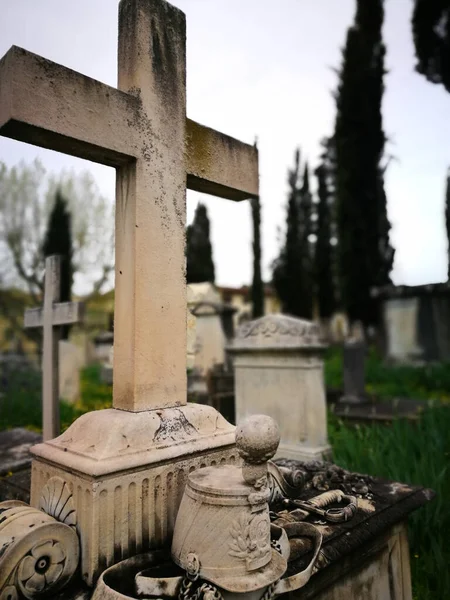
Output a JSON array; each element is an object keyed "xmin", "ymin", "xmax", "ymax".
[
  {"xmin": 228, "ymin": 512, "xmax": 271, "ymax": 567},
  {"xmin": 18, "ymin": 541, "xmax": 66, "ymax": 595},
  {"xmin": 248, "ymin": 513, "xmax": 270, "ymax": 554}
]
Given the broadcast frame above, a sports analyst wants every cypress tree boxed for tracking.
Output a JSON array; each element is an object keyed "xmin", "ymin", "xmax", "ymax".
[
  {"xmin": 334, "ymin": 0, "xmax": 394, "ymax": 325},
  {"xmin": 250, "ymin": 197, "xmax": 264, "ymax": 318},
  {"xmin": 186, "ymin": 203, "xmax": 215, "ymax": 284},
  {"xmin": 314, "ymin": 163, "xmax": 336, "ymax": 318},
  {"xmin": 412, "ymin": 0, "xmax": 450, "ymax": 93},
  {"xmin": 42, "ymin": 190, "xmax": 73, "ymax": 339},
  {"xmin": 272, "ymin": 150, "xmax": 312, "ymax": 318}
]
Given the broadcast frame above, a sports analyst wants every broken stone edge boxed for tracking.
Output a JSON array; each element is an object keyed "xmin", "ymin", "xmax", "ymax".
[{"xmin": 30, "ymin": 404, "xmax": 236, "ymax": 477}]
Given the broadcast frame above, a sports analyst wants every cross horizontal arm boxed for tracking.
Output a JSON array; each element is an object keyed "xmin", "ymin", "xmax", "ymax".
[
  {"xmin": 24, "ymin": 301, "xmax": 84, "ymax": 328},
  {"xmin": 0, "ymin": 46, "xmax": 259, "ymax": 200},
  {"xmin": 0, "ymin": 46, "xmax": 138, "ymax": 167},
  {"xmin": 186, "ymin": 119, "xmax": 259, "ymax": 201}
]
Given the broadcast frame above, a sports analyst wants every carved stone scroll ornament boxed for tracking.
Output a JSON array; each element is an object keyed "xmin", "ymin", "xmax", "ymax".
[{"xmin": 0, "ymin": 479, "xmax": 79, "ymax": 599}]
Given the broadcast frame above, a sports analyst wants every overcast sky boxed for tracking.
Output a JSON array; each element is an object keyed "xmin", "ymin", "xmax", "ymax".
[{"xmin": 1, "ymin": 0, "xmax": 450, "ymax": 294}]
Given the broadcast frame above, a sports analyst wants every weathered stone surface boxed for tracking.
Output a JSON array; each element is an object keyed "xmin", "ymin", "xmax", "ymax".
[
  {"xmin": 232, "ymin": 314, "xmax": 325, "ymax": 351},
  {"xmin": 274, "ymin": 458, "xmax": 433, "ymax": 600},
  {"xmin": 230, "ymin": 315, "xmax": 331, "ymax": 462},
  {"xmin": 186, "ymin": 119, "xmax": 258, "ymax": 200},
  {"xmin": 30, "ymin": 404, "xmax": 237, "ymax": 584}
]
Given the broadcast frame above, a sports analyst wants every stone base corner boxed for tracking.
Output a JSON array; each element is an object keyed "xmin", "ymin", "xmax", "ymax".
[{"xmin": 276, "ymin": 442, "xmax": 332, "ymax": 463}]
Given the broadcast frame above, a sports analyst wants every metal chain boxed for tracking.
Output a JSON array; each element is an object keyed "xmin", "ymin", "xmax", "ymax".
[
  {"xmin": 178, "ymin": 576, "xmax": 224, "ymax": 600},
  {"xmin": 259, "ymin": 580, "xmax": 280, "ymax": 600}
]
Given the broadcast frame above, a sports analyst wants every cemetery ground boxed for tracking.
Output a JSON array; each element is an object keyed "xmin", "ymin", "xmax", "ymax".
[{"xmin": 1, "ymin": 355, "xmax": 449, "ymax": 598}]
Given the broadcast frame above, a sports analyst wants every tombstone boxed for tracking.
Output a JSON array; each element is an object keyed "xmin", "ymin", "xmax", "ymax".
[
  {"xmin": 0, "ymin": 0, "xmax": 258, "ymax": 589},
  {"xmin": 229, "ymin": 314, "xmax": 332, "ymax": 462},
  {"xmin": 341, "ymin": 339, "xmax": 368, "ymax": 404},
  {"xmin": 24, "ymin": 256, "xmax": 84, "ymax": 440},
  {"xmin": 329, "ymin": 311, "xmax": 350, "ymax": 344},
  {"xmin": 59, "ymin": 340, "xmax": 85, "ymax": 403},
  {"xmin": 100, "ymin": 344, "xmax": 114, "ymax": 385},
  {"xmin": 187, "ymin": 283, "xmax": 228, "ymax": 375},
  {"xmin": 373, "ymin": 282, "xmax": 450, "ymax": 363},
  {"xmin": 93, "ymin": 331, "xmax": 114, "ymax": 362}
]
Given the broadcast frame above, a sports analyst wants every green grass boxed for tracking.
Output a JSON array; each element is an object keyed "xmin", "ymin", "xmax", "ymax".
[
  {"xmin": 329, "ymin": 408, "xmax": 450, "ymax": 600},
  {"xmin": 0, "ymin": 363, "xmax": 112, "ymax": 432},
  {"xmin": 325, "ymin": 346, "xmax": 450, "ymax": 401}
]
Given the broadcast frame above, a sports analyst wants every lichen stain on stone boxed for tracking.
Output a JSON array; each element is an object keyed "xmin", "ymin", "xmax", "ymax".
[
  {"xmin": 149, "ymin": 5, "xmax": 185, "ymax": 110},
  {"xmin": 153, "ymin": 409, "xmax": 198, "ymax": 442},
  {"xmin": 186, "ymin": 120, "xmax": 213, "ymax": 177}
]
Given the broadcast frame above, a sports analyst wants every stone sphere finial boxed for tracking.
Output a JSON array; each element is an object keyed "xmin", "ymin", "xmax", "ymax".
[{"xmin": 236, "ymin": 415, "xmax": 280, "ymax": 486}]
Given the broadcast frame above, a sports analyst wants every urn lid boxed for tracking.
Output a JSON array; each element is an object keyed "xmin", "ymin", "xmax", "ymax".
[{"xmin": 188, "ymin": 465, "xmax": 253, "ymax": 497}]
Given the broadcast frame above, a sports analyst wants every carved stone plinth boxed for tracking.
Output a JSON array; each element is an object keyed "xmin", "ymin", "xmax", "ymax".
[{"xmin": 29, "ymin": 404, "xmax": 238, "ymax": 586}]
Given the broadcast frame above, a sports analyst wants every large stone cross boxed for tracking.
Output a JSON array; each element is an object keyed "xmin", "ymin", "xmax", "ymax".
[
  {"xmin": 0, "ymin": 0, "xmax": 258, "ymax": 413},
  {"xmin": 24, "ymin": 255, "xmax": 84, "ymax": 440}
]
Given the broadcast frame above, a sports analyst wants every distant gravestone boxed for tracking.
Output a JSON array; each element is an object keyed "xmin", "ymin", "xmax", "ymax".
[
  {"xmin": 59, "ymin": 340, "xmax": 84, "ymax": 403},
  {"xmin": 341, "ymin": 340, "xmax": 367, "ymax": 404},
  {"xmin": 188, "ymin": 283, "xmax": 227, "ymax": 375},
  {"xmin": 230, "ymin": 314, "xmax": 332, "ymax": 462},
  {"xmin": 24, "ymin": 256, "xmax": 84, "ymax": 440}
]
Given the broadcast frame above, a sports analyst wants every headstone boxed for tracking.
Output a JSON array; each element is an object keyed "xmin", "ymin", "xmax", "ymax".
[
  {"xmin": 100, "ymin": 344, "xmax": 114, "ymax": 385},
  {"xmin": 59, "ymin": 340, "xmax": 84, "ymax": 403},
  {"xmin": 329, "ymin": 311, "xmax": 350, "ymax": 343},
  {"xmin": 384, "ymin": 297, "xmax": 423, "ymax": 362},
  {"xmin": 229, "ymin": 314, "xmax": 332, "ymax": 462},
  {"xmin": 187, "ymin": 283, "xmax": 227, "ymax": 375},
  {"xmin": 24, "ymin": 255, "xmax": 84, "ymax": 440},
  {"xmin": 1, "ymin": 0, "xmax": 259, "ymax": 586},
  {"xmin": 186, "ymin": 306, "xmax": 197, "ymax": 371},
  {"xmin": 92, "ymin": 331, "xmax": 113, "ymax": 362},
  {"xmin": 341, "ymin": 339, "xmax": 367, "ymax": 404}
]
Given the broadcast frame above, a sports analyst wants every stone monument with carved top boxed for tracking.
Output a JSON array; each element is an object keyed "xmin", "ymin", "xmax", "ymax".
[{"xmin": 229, "ymin": 314, "xmax": 332, "ymax": 462}]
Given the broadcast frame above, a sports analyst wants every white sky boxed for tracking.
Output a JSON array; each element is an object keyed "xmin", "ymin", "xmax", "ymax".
[{"xmin": 1, "ymin": 0, "xmax": 450, "ymax": 294}]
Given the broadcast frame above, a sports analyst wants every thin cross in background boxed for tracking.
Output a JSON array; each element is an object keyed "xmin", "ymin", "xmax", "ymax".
[{"xmin": 24, "ymin": 255, "xmax": 84, "ymax": 441}]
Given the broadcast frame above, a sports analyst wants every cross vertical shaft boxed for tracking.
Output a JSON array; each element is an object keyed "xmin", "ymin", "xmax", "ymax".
[
  {"xmin": 42, "ymin": 256, "xmax": 61, "ymax": 440},
  {"xmin": 114, "ymin": 0, "xmax": 187, "ymax": 411}
]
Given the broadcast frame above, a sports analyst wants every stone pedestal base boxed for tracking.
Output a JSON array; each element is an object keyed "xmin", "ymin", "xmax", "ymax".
[
  {"xmin": 276, "ymin": 442, "xmax": 332, "ymax": 463},
  {"xmin": 29, "ymin": 404, "xmax": 238, "ymax": 586}
]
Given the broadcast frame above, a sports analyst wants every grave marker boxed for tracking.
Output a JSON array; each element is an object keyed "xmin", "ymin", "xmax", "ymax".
[
  {"xmin": 341, "ymin": 339, "xmax": 367, "ymax": 404},
  {"xmin": 0, "ymin": 8, "xmax": 258, "ymax": 412},
  {"xmin": 24, "ymin": 255, "xmax": 84, "ymax": 440}
]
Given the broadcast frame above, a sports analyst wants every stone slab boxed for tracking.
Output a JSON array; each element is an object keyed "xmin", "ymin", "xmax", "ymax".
[
  {"xmin": 0, "ymin": 428, "xmax": 42, "ymax": 475},
  {"xmin": 273, "ymin": 459, "xmax": 433, "ymax": 599},
  {"xmin": 331, "ymin": 398, "xmax": 427, "ymax": 423}
]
